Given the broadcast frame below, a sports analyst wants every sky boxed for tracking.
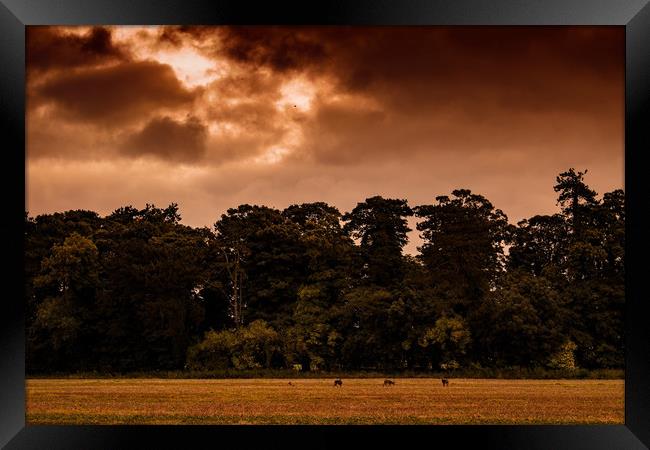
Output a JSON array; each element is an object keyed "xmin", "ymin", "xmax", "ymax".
[{"xmin": 26, "ymin": 26, "xmax": 624, "ymax": 255}]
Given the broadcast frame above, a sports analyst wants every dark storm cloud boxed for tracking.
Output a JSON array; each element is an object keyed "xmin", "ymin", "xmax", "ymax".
[
  {"xmin": 26, "ymin": 26, "xmax": 624, "ymax": 249},
  {"xmin": 211, "ymin": 26, "xmax": 622, "ymax": 112},
  {"xmin": 159, "ymin": 26, "xmax": 622, "ymax": 96},
  {"xmin": 122, "ymin": 116, "xmax": 208, "ymax": 163},
  {"xmin": 293, "ymin": 27, "xmax": 624, "ymax": 164},
  {"xmin": 156, "ymin": 25, "xmax": 217, "ymax": 48},
  {"xmin": 217, "ymin": 27, "xmax": 328, "ymax": 73},
  {"xmin": 151, "ymin": 26, "xmax": 623, "ymax": 165},
  {"xmin": 157, "ymin": 26, "xmax": 329, "ymax": 73},
  {"xmin": 35, "ymin": 60, "xmax": 198, "ymax": 127},
  {"xmin": 27, "ymin": 26, "xmax": 128, "ymax": 73},
  {"xmin": 336, "ymin": 27, "xmax": 623, "ymax": 114}
]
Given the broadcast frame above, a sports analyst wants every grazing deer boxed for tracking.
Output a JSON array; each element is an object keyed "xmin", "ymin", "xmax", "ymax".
[
  {"xmin": 383, "ymin": 379, "xmax": 395, "ymax": 387},
  {"xmin": 441, "ymin": 378, "xmax": 449, "ymax": 387},
  {"xmin": 288, "ymin": 381, "xmax": 293, "ymax": 386},
  {"xmin": 334, "ymin": 378, "xmax": 343, "ymax": 387}
]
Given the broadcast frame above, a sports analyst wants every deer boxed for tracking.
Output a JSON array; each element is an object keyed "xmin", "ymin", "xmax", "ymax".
[
  {"xmin": 441, "ymin": 378, "xmax": 449, "ymax": 387},
  {"xmin": 383, "ymin": 379, "xmax": 395, "ymax": 387},
  {"xmin": 334, "ymin": 378, "xmax": 343, "ymax": 387},
  {"xmin": 288, "ymin": 381, "xmax": 294, "ymax": 386}
]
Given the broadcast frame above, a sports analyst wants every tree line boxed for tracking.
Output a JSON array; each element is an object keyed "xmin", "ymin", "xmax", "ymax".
[{"xmin": 25, "ymin": 169, "xmax": 624, "ymax": 374}]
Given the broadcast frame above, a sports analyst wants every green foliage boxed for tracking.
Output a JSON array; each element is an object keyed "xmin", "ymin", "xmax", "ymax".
[
  {"xmin": 24, "ymin": 169, "xmax": 625, "ymax": 375},
  {"xmin": 214, "ymin": 204, "xmax": 309, "ymax": 327},
  {"xmin": 34, "ymin": 232, "xmax": 99, "ymax": 294},
  {"xmin": 554, "ymin": 168, "xmax": 597, "ymax": 236},
  {"xmin": 343, "ymin": 196, "xmax": 413, "ymax": 286},
  {"xmin": 186, "ymin": 328, "xmax": 237, "ymax": 370},
  {"xmin": 418, "ymin": 315, "xmax": 471, "ymax": 368},
  {"xmin": 415, "ymin": 189, "xmax": 512, "ymax": 315},
  {"xmin": 509, "ymin": 214, "xmax": 567, "ymax": 276},
  {"xmin": 187, "ymin": 320, "xmax": 282, "ymax": 370},
  {"xmin": 472, "ymin": 270, "xmax": 565, "ymax": 367},
  {"xmin": 32, "ymin": 297, "xmax": 81, "ymax": 351},
  {"xmin": 547, "ymin": 341, "xmax": 577, "ymax": 370},
  {"xmin": 29, "ymin": 233, "xmax": 100, "ymax": 371},
  {"xmin": 282, "ymin": 322, "xmax": 342, "ymax": 372}
]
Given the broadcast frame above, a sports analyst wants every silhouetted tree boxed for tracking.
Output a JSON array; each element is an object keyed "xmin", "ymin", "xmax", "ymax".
[
  {"xmin": 23, "ymin": 169, "xmax": 624, "ymax": 373},
  {"xmin": 343, "ymin": 196, "xmax": 413, "ymax": 287},
  {"xmin": 415, "ymin": 189, "xmax": 512, "ymax": 316}
]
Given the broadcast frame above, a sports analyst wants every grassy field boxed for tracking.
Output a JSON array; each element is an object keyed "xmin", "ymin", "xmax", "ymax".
[{"xmin": 26, "ymin": 378, "xmax": 624, "ymax": 425}]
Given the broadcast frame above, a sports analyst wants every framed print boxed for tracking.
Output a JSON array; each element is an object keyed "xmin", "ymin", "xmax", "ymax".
[{"xmin": 1, "ymin": 1, "xmax": 649, "ymax": 448}]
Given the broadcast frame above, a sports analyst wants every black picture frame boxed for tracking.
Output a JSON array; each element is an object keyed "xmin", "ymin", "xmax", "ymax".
[{"xmin": 1, "ymin": 1, "xmax": 649, "ymax": 448}]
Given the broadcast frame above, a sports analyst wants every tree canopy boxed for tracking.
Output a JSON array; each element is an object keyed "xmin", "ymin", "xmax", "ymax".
[{"xmin": 25, "ymin": 170, "xmax": 624, "ymax": 373}]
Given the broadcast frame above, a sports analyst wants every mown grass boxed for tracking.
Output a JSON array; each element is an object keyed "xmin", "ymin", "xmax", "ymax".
[{"xmin": 26, "ymin": 378, "xmax": 624, "ymax": 425}]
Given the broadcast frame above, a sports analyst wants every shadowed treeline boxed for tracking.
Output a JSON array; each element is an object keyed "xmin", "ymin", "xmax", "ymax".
[{"xmin": 25, "ymin": 169, "xmax": 624, "ymax": 374}]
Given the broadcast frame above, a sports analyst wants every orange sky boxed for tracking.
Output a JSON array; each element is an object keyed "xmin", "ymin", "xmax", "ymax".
[{"xmin": 26, "ymin": 26, "xmax": 624, "ymax": 255}]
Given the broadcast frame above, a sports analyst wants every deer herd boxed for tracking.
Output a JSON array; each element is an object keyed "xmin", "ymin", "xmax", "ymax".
[
  {"xmin": 335, "ymin": 377, "xmax": 450, "ymax": 387},
  {"xmin": 286, "ymin": 378, "xmax": 451, "ymax": 387}
]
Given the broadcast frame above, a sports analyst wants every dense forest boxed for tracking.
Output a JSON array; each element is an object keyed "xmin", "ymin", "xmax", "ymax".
[{"xmin": 25, "ymin": 169, "xmax": 624, "ymax": 374}]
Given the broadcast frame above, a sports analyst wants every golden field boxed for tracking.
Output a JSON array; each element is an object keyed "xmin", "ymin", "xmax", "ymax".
[{"xmin": 26, "ymin": 378, "xmax": 624, "ymax": 425}]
